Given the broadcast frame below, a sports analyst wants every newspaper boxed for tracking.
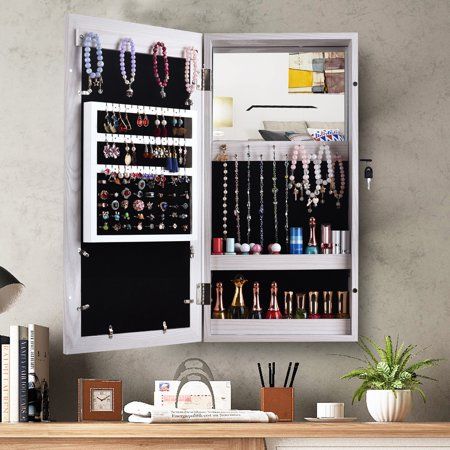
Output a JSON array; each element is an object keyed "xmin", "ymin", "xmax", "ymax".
[{"xmin": 125, "ymin": 401, "xmax": 277, "ymax": 423}]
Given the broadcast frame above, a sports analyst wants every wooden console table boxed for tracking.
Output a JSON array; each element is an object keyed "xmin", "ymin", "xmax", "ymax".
[{"xmin": 0, "ymin": 422, "xmax": 448, "ymax": 449}]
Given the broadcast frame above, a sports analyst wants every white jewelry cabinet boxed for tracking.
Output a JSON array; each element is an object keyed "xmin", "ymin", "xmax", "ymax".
[{"xmin": 64, "ymin": 14, "xmax": 358, "ymax": 354}]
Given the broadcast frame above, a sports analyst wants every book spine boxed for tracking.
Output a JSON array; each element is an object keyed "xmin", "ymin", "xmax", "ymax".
[
  {"xmin": 28, "ymin": 325, "xmax": 35, "ymax": 421},
  {"xmin": 1, "ymin": 345, "xmax": 9, "ymax": 422},
  {"xmin": 19, "ymin": 338, "xmax": 28, "ymax": 422},
  {"xmin": 9, "ymin": 326, "xmax": 19, "ymax": 423}
]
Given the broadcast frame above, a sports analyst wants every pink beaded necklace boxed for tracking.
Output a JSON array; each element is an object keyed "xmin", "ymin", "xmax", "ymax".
[
  {"xmin": 183, "ymin": 47, "xmax": 198, "ymax": 105},
  {"xmin": 152, "ymin": 42, "xmax": 170, "ymax": 98}
]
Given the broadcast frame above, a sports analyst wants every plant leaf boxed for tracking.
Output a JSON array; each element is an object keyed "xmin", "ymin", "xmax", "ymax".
[
  {"xmin": 414, "ymin": 386, "xmax": 427, "ymax": 402},
  {"xmin": 415, "ymin": 374, "xmax": 438, "ymax": 382},
  {"xmin": 377, "ymin": 361, "xmax": 390, "ymax": 377},
  {"xmin": 406, "ymin": 358, "xmax": 442, "ymax": 373},
  {"xmin": 358, "ymin": 336, "xmax": 379, "ymax": 366},
  {"xmin": 385, "ymin": 335, "xmax": 393, "ymax": 366}
]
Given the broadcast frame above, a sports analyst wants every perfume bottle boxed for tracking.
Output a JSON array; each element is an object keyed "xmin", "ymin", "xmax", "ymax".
[
  {"xmin": 320, "ymin": 224, "xmax": 332, "ymax": 254},
  {"xmin": 283, "ymin": 291, "xmax": 294, "ymax": 319},
  {"xmin": 212, "ymin": 282, "xmax": 227, "ymax": 319},
  {"xmin": 336, "ymin": 291, "xmax": 350, "ymax": 318},
  {"xmin": 305, "ymin": 217, "xmax": 318, "ymax": 254},
  {"xmin": 266, "ymin": 281, "xmax": 282, "ymax": 319},
  {"xmin": 308, "ymin": 291, "xmax": 321, "ymax": 318},
  {"xmin": 295, "ymin": 292, "xmax": 307, "ymax": 319},
  {"xmin": 322, "ymin": 290, "xmax": 334, "ymax": 318},
  {"xmin": 249, "ymin": 282, "xmax": 263, "ymax": 319},
  {"xmin": 228, "ymin": 275, "xmax": 249, "ymax": 319}
]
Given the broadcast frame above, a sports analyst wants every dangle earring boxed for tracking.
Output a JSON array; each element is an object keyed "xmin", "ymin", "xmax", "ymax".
[
  {"xmin": 161, "ymin": 115, "xmax": 168, "ymax": 137},
  {"xmin": 171, "ymin": 145, "xmax": 179, "ymax": 172},
  {"xmin": 124, "ymin": 142, "xmax": 131, "ymax": 166},
  {"xmin": 103, "ymin": 137, "xmax": 111, "ymax": 158},
  {"xmin": 131, "ymin": 142, "xmax": 137, "ymax": 164},
  {"xmin": 177, "ymin": 117, "xmax": 185, "ymax": 137},
  {"xmin": 144, "ymin": 143, "xmax": 150, "ymax": 159},
  {"xmin": 136, "ymin": 109, "xmax": 143, "ymax": 127},
  {"xmin": 118, "ymin": 111, "xmax": 128, "ymax": 132},
  {"xmin": 154, "ymin": 115, "xmax": 161, "ymax": 137},
  {"xmin": 142, "ymin": 112, "xmax": 149, "ymax": 127},
  {"xmin": 125, "ymin": 112, "xmax": 132, "ymax": 131},
  {"xmin": 104, "ymin": 107, "xmax": 112, "ymax": 133},
  {"xmin": 111, "ymin": 110, "xmax": 119, "ymax": 132},
  {"xmin": 172, "ymin": 116, "xmax": 178, "ymax": 136}
]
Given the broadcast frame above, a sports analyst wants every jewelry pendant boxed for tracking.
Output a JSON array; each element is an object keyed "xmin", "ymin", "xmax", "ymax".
[
  {"xmin": 160, "ymin": 88, "xmax": 166, "ymax": 98},
  {"xmin": 185, "ymin": 96, "xmax": 193, "ymax": 106},
  {"xmin": 126, "ymin": 85, "xmax": 134, "ymax": 97}
]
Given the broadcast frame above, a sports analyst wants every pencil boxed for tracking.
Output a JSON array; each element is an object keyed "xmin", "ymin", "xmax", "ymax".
[
  {"xmin": 257, "ymin": 362, "xmax": 265, "ymax": 387},
  {"xmin": 284, "ymin": 362, "xmax": 292, "ymax": 387},
  {"xmin": 289, "ymin": 362, "xmax": 299, "ymax": 387}
]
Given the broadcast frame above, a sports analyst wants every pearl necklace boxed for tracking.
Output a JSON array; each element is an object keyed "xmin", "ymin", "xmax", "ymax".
[
  {"xmin": 246, "ymin": 147, "xmax": 251, "ymax": 243},
  {"xmin": 82, "ymin": 32, "xmax": 104, "ymax": 94},
  {"xmin": 284, "ymin": 155, "xmax": 289, "ymax": 247},
  {"xmin": 234, "ymin": 154, "xmax": 241, "ymax": 244},
  {"xmin": 183, "ymin": 47, "xmax": 198, "ymax": 105},
  {"xmin": 119, "ymin": 38, "xmax": 136, "ymax": 97},
  {"xmin": 300, "ymin": 146, "xmax": 312, "ymax": 210},
  {"xmin": 272, "ymin": 148, "xmax": 279, "ymax": 243},
  {"xmin": 152, "ymin": 42, "xmax": 170, "ymax": 98},
  {"xmin": 259, "ymin": 154, "xmax": 264, "ymax": 248},
  {"xmin": 333, "ymin": 153, "xmax": 345, "ymax": 208}
]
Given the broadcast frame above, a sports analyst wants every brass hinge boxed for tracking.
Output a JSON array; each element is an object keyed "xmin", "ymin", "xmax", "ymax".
[
  {"xmin": 196, "ymin": 283, "xmax": 211, "ymax": 305},
  {"xmin": 201, "ymin": 67, "xmax": 211, "ymax": 91}
]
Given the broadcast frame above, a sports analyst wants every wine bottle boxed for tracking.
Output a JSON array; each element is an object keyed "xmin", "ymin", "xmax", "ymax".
[
  {"xmin": 305, "ymin": 217, "xmax": 318, "ymax": 254},
  {"xmin": 228, "ymin": 275, "xmax": 249, "ymax": 319},
  {"xmin": 295, "ymin": 292, "xmax": 307, "ymax": 319},
  {"xmin": 266, "ymin": 282, "xmax": 282, "ymax": 319},
  {"xmin": 212, "ymin": 282, "xmax": 227, "ymax": 319},
  {"xmin": 249, "ymin": 282, "xmax": 263, "ymax": 319}
]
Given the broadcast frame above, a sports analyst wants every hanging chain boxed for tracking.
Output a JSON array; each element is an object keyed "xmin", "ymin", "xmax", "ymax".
[
  {"xmin": 234, "ymin": 153, "xmax": 241, "ymax": 243},
  {"xmin": 246, "ymin": 146, "xmax": 251, "ymax": 243},
  {"xmin": 259, "ymin": 154, "xmax": 264, "ymax": 248},
  {"xmin": 272, "ymin": 146, "xmax": 278, "ymax": 244},
  {"xmin": 284, "ymin": 154, "xmax": 289, "ymax": 247}
]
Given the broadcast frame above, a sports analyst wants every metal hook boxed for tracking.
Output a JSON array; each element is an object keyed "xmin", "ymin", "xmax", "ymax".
[
  {"xmin": 78, "ymin": 248, "xmax": 90, "ymax": 258},
  {"xmin": 77, "ymin": 304, "xmax": 90, "ymax": 311},
  {"xmin": 108, "ymin": 325, "xmax": 114, "ymax": 339},
  {"xmin": 162, "ymin": 321, "xmax": 168, "ymax": 334}
]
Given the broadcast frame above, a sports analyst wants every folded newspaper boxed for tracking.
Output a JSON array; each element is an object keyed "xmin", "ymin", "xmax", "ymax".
[{"xmin": 124, "ymin": 401, "xmax": 278, "ymax": 423}]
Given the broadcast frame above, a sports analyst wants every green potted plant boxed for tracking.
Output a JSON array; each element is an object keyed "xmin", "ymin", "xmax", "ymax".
[{"xmin": 339, "ymin": 336, "xmax": 441, "ymax": 422}]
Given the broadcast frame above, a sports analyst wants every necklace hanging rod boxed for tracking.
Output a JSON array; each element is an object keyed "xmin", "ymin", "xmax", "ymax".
[
  {"xmin": 212, "ymin": 142, "xmax": 349, "ymax": 161},
  {"xmin": 87, "ymin": 101, "xmax": 193, "ymax": 117}
]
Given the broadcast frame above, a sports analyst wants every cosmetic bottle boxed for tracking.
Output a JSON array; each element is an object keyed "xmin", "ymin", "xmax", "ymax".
[
  {"xmin": 341, "ymin": 230, "xmax": 350, "ymax": 254},
  {"xmin": 266, "ymin": 281, "xmax": 283, "ymax": 319},
  {"xmin": 295, "ymin": 292, "xmax": 307, "ymax": 319},
  {"xmin": 228, "ymin": 275, "xmax": 249, "ymax": 319},
  {"xmin": 289, "ymin": 227, "xmax": 303, "ymax": 254},
  {"xmin": 308, "ymin": 291, "xmax": 321, "ymax": 319},
  {"xmin": 249, "ymin": 282, "xmax": 263, "ymax": 319},
  {"xmin": 336, "ymin": 291, "xmax": 350, "ymax": 318},
  {"xmin": 283, "ymin": 291, "xmax": 294, "ymax": 319},
  {"xmin": 212, "ymin": 282, "xmax": 227, "ymax": 319},
  {"xmin": 322, "ymin": 291, "xmax": 334, "ymax": 318},
  {"xmin": 320, "ymin": 224, "xmax": 333, "ymax": 254},
  {"xmin": 332, "ymin": 230, "xmax": 341, "ymax": 254},
  {"xmin": 305, "ymin": 217, "xmax": 318, "ymax": 254}
]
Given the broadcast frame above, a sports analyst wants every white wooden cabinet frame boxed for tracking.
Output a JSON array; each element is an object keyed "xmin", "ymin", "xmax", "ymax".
[{"xmin": 64, "ymin": 14, "xmax": 358, "ymax": 354}]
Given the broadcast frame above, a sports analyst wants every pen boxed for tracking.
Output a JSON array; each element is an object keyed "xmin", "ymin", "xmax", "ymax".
[
  {"xmin": 257, "ymin": 362, "xmax": 265, "ymax": 387},
  {"xmin": 273, "ymin": 361, "xmax": 275, "ymax": 387},
  {"xmin": 284, "ymin": 362, "xmax": 292, "ymax": 387},
  {"xmin": 268, "ymin": 362, "xmax": 272, "ymax": 387},
  {"xmin": 289, "ymin": 362, "xmax": 299, "ymax": 387}
]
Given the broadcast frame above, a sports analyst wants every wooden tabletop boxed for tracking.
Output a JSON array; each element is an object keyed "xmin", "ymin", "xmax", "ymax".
[{"xmin": 0, "ymin": 422, "xmax": 448, "ymax": 438}]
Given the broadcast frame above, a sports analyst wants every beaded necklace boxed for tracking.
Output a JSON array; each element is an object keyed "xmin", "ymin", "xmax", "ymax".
[
  {"xmin": 184, "ymin": 47, "xmax": 198, "ymax": 105},
  {"xmin": 82, "ymin": 32, "xmax": 104, "ymax": 95},
  {"xmin": 284, "ymin": 154, "xmax": 289, "ymax": 247},
  {"xmin": 259, "ymin": 154, "xmax": 264, "ymax": 249},
  {"xmin": 152, "ymin": 42, "xmax": 170, "ymax": 98},
  {"xmin": 272, "ymin": 148, "xmax": 279, "ymax": 244},
  {"xmin": 234, "ymin": 154, "xmax": 241, "ymax": 244},
  {"xmin": 246, "ymin": 147, "xmax": 251, "ymax": 243}
]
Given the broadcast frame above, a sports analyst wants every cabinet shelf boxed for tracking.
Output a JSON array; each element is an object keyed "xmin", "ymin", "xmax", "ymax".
[
  {"xmin": 210, "ymin": 254, "xmax": 351, "ymax": 271},
  {"xmin": 205, "ymin": 317, "xmax": 351, "ymax": 342}
]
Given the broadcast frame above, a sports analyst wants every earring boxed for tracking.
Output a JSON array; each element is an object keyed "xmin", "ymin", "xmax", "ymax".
[
  {"xmin": 104, "ymin": 108, "xmax": 112, "ymax": 133},
  {"xmin": 124, "ymin": 143, "xmax": 131, "ymax": 165},
  {"xmin": 125, "ymin": 112, "xmax": 132, "ymax": 131},
  {"xmin": 118, "ymin": 112, "xmax": 128, "ymax": 132},
  {"xmin": 136, "ymin": 111, "xmax": 143, "ymax": 127},
  {"xmin": 131, "ymin": 143, "xmax": 137, "ymax": 164},
  {"xmin": 103, "ymin": 138, "xmax": 111, "ymax": 158},
  {"xmin": 161, "ymin": 115, "xmax": 168, "ymax": 137},
  {"xmin": 142, "ymin": 112, "xmax": 149, "ymax": 127},
  {"xmin": 154, "ymin": 115, "xmax": 161, "ymax": 137},
  {"xmin": 172, "ymin": 116, "xmax": 178, "ymax": 136},
  {"xmin": 177, "ymin": 117, "xmax": 185, "ymax": 137},
  {"xmin": 111, "ymin": 111, "xmax": 119, "ymax": 133}
]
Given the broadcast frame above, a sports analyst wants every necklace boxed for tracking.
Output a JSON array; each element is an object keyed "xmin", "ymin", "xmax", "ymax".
[
  {"xmin": 152, "ymin": 42, "xmax": 170, "ymax": 98},
  {"xmin": 323, "ymin": 144, "xmax": 334, "ymax": 193},
  {"xmin": 184, "ymin": 47, "xmax": 198, "ymax": 105},
  {"xmin": 216, "ymin": 145, "xmax": 229, "ymax": 238},
  {"xmin": 119, "ymin": 38, "xmax": 136, "ymax": 97},
  {"xmin": 246, "ymin": 146, "xmax": 251, "ymax": 243},
  {"xmin": 272, "ymin": 147, "xmax": 279, "ymax": 244},
  {"xmin": 82, "ymin": 32, "xmax": 103, "ymax": 94},
  {"xmin": 300, "ymin": 146, "xmax": 312, "ymax": 211},
  {"xmin": 259, "ymin": 154, "xmax": 264, "ymax": 249},
  {"xmin": 234, "ymin": 153, "xmax": 241, "ymax": 244},
  {"xmin": 333, "ymin": 153, "xmax": 345, "ymax": 208},
  {"xmin": 290, "ymin": 145, "xmax": 304, "ymax": 201},
  {"xmin": 284, "ymin": 154, "xmax": 289, "ymax": 247}
]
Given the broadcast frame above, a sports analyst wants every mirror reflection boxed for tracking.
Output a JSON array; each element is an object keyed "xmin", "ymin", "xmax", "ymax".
[{"xmin": 213, "ymin": 51, "xmax": 346, "ymax": 142}]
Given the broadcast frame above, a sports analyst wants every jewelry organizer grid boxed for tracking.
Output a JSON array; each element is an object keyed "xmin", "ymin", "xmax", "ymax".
[{"xmin": 83, "ymin": 101, "xmax": 198, "ymax": 242}]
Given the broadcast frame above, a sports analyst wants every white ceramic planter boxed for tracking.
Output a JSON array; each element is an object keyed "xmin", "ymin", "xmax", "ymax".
[{"xmin": 366, "ymin": 390, "xmax": 412, "ymax": 422}]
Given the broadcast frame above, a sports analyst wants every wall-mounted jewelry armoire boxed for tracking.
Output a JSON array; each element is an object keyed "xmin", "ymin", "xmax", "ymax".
[{"xmin": 64, "ymin": 14, "xmax": 358, "ymax": 354}]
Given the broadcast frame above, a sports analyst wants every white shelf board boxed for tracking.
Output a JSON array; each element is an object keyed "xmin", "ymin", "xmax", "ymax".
[
  {"xmin": 210, "ymin": 254, "xmax": 351, "ymax": 271},
  {"xmin": 206, "ymin": 318, "xmax": 351, "ymax": 342}
]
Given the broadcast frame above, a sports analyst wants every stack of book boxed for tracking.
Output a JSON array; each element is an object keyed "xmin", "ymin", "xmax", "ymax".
[{"xmin": 1, "ymin": 324, "xmax": 49, "ymax": 422}]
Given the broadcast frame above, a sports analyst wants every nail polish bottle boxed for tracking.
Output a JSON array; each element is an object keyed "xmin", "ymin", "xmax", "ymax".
[
  {"xmin": 249, "ymin": 282, "xmax": 263, "ymax": 319},
  {"xmin": 283, "ymin": 291, "xmax": 294, "ymax": 319},
  {"xmin": 336, "ymin": 291, "xmax": 350, "ymax": 318},
  {"xmin": 322, "ymin": 290, "xmax": 334, "ymax": 318},
  {"xmin": 308, "ymin": 291, "xmax": 321, "ymax": 319},
  {"xmin": 305, "ymin": 217, "xmax": 318, "ymax": 254},
  {"xmin": 266, "ymin": 281, "xmax": 283, "ymax": 319},
  {"xmin": 295, "ymin": 292, "xmax": 307, "ymax": 319},
  {"xmin": 212, "ymin": 282, "xmax": 227, "ymax": 319}
]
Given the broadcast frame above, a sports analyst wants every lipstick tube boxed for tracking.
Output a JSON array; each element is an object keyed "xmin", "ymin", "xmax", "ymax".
[
  {"xmin": 341, "ymin": 231, "xmax": 350, "ymax": 254},
  {"xmin": 321, "ymin": 224, "xmax": 333, "ymax": 254},
  {"xmin": 283, "ymin": 291, "xmax": 294, "ymax": 319},
  {"xmin": 295, "ymin": 292, "xmax": 307, "ymax": 319},
  {"xmin": 332, "ymin": 230, "xmax": 341, "ymax": 254},
  {"xmin": 308, "ymin": 291, "xmax": 320, "ymax": 319}
]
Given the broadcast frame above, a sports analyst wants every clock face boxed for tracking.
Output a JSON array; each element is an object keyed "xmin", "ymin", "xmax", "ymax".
[{"xmin": 90, "ymin": 388, "xmax": 114, "ymax": 412}]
